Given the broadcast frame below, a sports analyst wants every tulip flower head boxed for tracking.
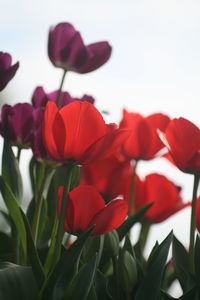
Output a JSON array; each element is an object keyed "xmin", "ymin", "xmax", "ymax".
[
  {"xmin": 32, "ymin": 86, "xmax": 95, "ymax": 108},
  {"xmin": 43, "ymin": 101, "xmax": 123, "ymax": 165},
  {"xmin": 0, "ymin": 103, "xmax": 35, "ymax": 148},
  {"xmin": 48, "ymin": 22, "xmax": 112, "ymax": 73},
  {"xmin": 0, "ymin": 52, "xmax": 19, "ymax": 92},
  {"xmin": 58, "ymin": 185, "xmax": 128, "ymax": 236},
  {"xmin": 133, "ymin": 173, "xmax": 189, "ymax": 223},
  {"xmin": 119, "ymin": 109, "xmax": 170, "ymax": 161},
  {"xmin": 159, "ymin": 117, "xmax": 200, "ymax": 174}
]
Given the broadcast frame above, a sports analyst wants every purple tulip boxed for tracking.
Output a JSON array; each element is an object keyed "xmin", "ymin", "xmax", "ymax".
[
  {"xmin": 0, "ymin": 52, "xmax": 19, "ymax": 92},
  {"xmin": 0, "ymin": 103, "xmax": 34, "ymax": 148},
  {"xmin": 31, "ymin": 86, "xmax": 95, "ymax": 108},
  {"xmin": 48, "ymin": 22, "xmax": 112, "ymax": 73}
]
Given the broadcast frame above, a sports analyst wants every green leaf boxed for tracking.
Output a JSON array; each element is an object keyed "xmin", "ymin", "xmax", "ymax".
[
  {"xmin": 0, "ymin": 262, "xmax": 38, "ymax": 300},
  {"xmin": 0, "ymin": 176, "xmax": 27, "ymax": 259},
  {"xmin": 63, "ymin": 254, "xmax": 98, "ymax": 300},
  {"xmin": 195, "ymin": 235, "xmax": 200, "ymax": 279},
  {"xmin": 40, "ymin": 228, "xmax": 93, "ymax": 300},
  {"xmin": 135, "ymin": 231, "xmax": 173, "ymax": 300},
  {"xmin": 20, "ymin": 208, "xmax": 45, "ymax": 288},
  {"xmin": 95, "ymin": 271, "xmax": 113, "ymax": 300},
  {"xmin": 172, "ymin": 235, "xmax": 190, "ymax": 291},
  {"xmin": 2, "ymin": 139, "xmax": 23, "ymax": 202},
  {"xmin": 117, "ymin": 203, "xmax": 153, "ymax": 241}
]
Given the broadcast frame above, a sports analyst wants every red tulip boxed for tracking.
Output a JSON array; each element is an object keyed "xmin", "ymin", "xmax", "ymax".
[
  {"xmin": 133, "ymin": 173, "xmax": 189, "ymax": 223},
  {"xmin": 119, "ymin": 109, "xmax": 170, "ymax": 161},
  {"xmin": 58, "ymin": 185, "xmax": 128, "ymax": 236},
  {"xmin": 43, "ymin": 101, "xmax": 125, "ymax": 165},
  {"xmin": 81, "ymin": 154, "xmax": 132, "ymax": 201},
  {"xmin": 159, "ymin": 117, "xmax": 200, "ymax": 174}
]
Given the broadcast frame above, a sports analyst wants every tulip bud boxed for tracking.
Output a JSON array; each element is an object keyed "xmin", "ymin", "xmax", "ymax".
[
  {"xmin": 118, "ymin": 249, "xmax": 138, "ymax": 293},
  {"xmin": 102, "ymin": 230, "xmax": 119, "ymax": 258}
]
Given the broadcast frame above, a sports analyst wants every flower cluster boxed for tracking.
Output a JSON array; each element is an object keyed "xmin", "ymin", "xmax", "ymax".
[{"xmin": 0, "ymin": 22, "xmax": 199, "ymax": 300}]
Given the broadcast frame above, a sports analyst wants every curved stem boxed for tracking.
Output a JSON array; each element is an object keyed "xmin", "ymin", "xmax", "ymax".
[
  {"xmin": 56, "ymin": 70, "xmax": 67, "ymax": 108},
  {"xmin": 32, "ymin": 166, "xmax": 49, "ymax": 245},
  {"xmin": 138, "ymin": 221, "xmax": 151, "ymax": 252},
  {"xmin": 128, "ymin": 161, "xmax": 138, "ymax": 216},
  {"xmin": 189, "ymin": 173, "xmax": 200, "ymax": 273}
]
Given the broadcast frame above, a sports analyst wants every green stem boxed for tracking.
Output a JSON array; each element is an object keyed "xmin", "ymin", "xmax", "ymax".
[
  {"xmin": 189, "ymin": 173, "xmax": 200, "ymax": 273},
  {"xmin": 56, "ymin": 70, "xmax": 67, "ymax": 108},
  {"xmin": 53, "ymin": 164, "xmax": 73, "ymax": 264},
  {"xmin": 32, "ymin": 166, "xmax": 49, "ymax": 245},
  {"xmin": 112, "ymin": 256, "xmax": 120, "ymax": 300},
  {"xmin": 128, "ymin": 161, "xmax": 138, "ymax": 216},
  {"xmin": 138, "ymin": 221, "xmax": 151, "ymax": 252},
  {"xmin": 17, "ymin": 147, "xmax": 21, "ymax": 163}
]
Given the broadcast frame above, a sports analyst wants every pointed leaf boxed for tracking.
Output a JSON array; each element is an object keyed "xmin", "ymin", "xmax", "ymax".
[
  {"xmin": 0, "ymin": 176, "xmax": 27, "ymax": 258},
  {"xmin": 41, "ymin": 228, "xmax": 93, "ymax": 300},
  {"xmin": 2, "ymin": 139, "xmax": 23, "ymax": 201},
  {"xmin": 117, "ymin": 203, "xmax": 153, "ymax": 241},
  {"xmin": 135, "ymin": 231, "xmax": 173, "ymax": 300},
  {"xmin": 63, "ymin": 254, "xmax": 98, "ymax": 300},
  {"xmin": 172, "ymin": 235, "xmax": 190, "ymax": 291}
]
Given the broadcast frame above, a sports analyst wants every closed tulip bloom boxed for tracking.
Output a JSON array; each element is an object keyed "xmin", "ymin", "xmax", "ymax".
[
  {"xmin": 43, "ymin": 101, "xmax": 125, "ymax": 165},
  {"xmin": 58, "ymin": 185, "xmax": 128, "ymax": 236},
  {"xmin": 0, "ymin": 103, "xmax": 34, "ymax": 148},
  {"xmin": 119, "ymin": 109, "xmax": 170, "ymax": 161},
  {"xmin": 133, "ymin": 174, "xmax": 189, "ymax": 223},
  {"xmin": 0, "ymin": 52, "xmax": 19, "ymax": 91},
  {"xmin": 159, "ymin": 117, "xmax": 200, "ymax": 174},
  {"xmin": 48, "ymin": 22, "xmax": 112, "ymax": 73},
  {"xmin": 32, "ymin": 86, "xmax": 94, "ymax": 108},
  {"xmin": 81, "ymin": 155, "xmax": 132, "ymax": 201}
]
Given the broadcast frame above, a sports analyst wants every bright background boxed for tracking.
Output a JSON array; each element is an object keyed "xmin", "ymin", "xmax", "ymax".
[{"xmin": 1, "ymin": 0, "xmax": 200, "ymax": 296}]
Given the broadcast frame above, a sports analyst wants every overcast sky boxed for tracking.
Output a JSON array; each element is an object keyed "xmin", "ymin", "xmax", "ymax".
[{"xmin": 1, "ymin": 1, "xmax": 200, "ymax": 295}]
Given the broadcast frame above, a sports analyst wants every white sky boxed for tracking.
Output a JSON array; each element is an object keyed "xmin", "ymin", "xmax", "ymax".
[{"xmin": 0, "ymin": 1, "xmax": 200, "ymax": 296}]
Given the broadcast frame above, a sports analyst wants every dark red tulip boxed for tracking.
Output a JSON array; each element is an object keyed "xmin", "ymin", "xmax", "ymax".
[
  {"xmin": 48, "ymin": 23, "xmax": 112, "ymax": 73},
  {"xmin": 119, "ymin": 109, "xmax": 170, "ymax": 161},
  {"xmin": 81, "ymin": 155, "xmax": 132, "ymax": 201},
  {"xmin": 0, "ymin": 103, "xmax": 35, "ymax": 148},
  {"xmin": 58, "ymin": 185, "xmax": 128, "ymax": 236},
  {"xmin": 32, "ymin": 86, "xmax": 94, "ymax": 108},
  {"xmin": 159, "ymin": 117, "xmax": 200, "ymax": 174},
  {"xmin": 43, "ymin": 101, "xmax": 125, "ymax": 165},
  {"xmin": 0, "ymin": 52, "xmax": 19, "ymax": 92},
  {"xmin": 133, "ymin": 173, "xmax": 189, "ymax": 223}
]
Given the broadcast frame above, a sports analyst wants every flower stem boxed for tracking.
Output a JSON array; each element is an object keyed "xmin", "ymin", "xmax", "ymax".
[
  {"xmin": 32, "ymin": 166, "xmax": 49, "ymax": 245},
  {"xmin": 138, "ymin": 221, "xmax": 151, "ymax": 252},
  {"xmin": 56, "ymin": 70, "xmax": 67, "ymax": 108},
  {"xmin": 128, "ymin": 161, "xmax": 138, "ymax": 216},
  {"xmin": 17, "ymin": 147, "xmax": 21, "ymax": 163},
  {"xmin": 112, "ymin": 255, "xmax": 120, "ymax": 300},
  {"xmin": 189, "ymin": 173, "xmax": 200, "ymax": 273},
  {"xmin": 53, "ymin": 164, "xmax": 73, "ymax": 264}
]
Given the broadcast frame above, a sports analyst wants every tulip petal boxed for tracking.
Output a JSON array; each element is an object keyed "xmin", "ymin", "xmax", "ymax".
[
  {"xmin": 79, "ymin": 41, "xmax": 112, "ymax": 73},
  {"xmin": 165, "ymin": 118, "xmax": 200, "ymax": 171},
  {"xmin": 66, "ymin": 185, "xmax": 105, "ymax": 233},
  {"xmin": 58, "ymin": 101, "xmax": 107, "ymax": 161},
  {"xmin": 90, "ymin": 199, "xmax": 128, "ymax": 235},
  {"xmin": 43, "ymin": 102, "xmax": 62, "ymax": 160}
]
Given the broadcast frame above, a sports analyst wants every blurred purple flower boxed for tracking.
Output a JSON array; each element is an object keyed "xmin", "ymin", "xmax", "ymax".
[
  {"xmin": 48, "ymin": 22, "xmax": 112, "ymax": 73},
  {"xmin": 0, "ymin": 52, "xmax": 19, "ymax": 92},
  {"xmin": 0, "ymin": 103, "xmax": 34, "ymax": 148},
  {"xmin": 31, "ymin": 86, "xmax": 95, "ymax": 108}
]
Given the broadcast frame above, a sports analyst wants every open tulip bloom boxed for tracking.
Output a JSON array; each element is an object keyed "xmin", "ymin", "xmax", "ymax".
[{"xmin": 0, "ymin": 21, "xmax": 200, "ymax": 300}]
